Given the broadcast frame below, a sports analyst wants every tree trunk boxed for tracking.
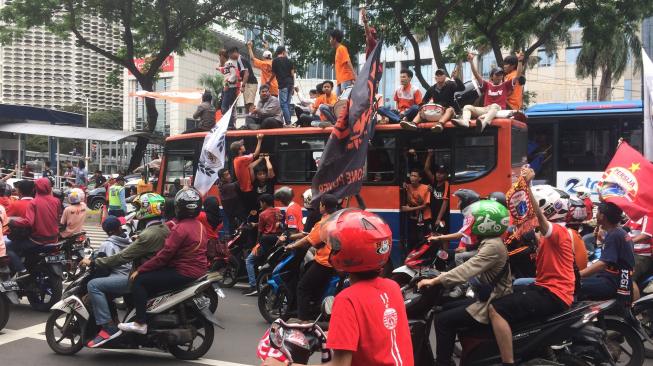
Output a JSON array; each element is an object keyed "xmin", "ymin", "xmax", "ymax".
[
  {"xmin": 391, "ymin": 6, "xmax": 429, "ymax": 89},
  {"xmin": 428, "ymin": 25, "xmax": 448, "ymax": 76},
  {"xmin": 128, "ymin": 78, "xmax": 159, "ymax": 172},
  {"xmin": 598, "ymin": 65, "xmax": 612, "ymax": 101},
  {"xmin": 490, "ymin": 36, "xmax": 504, "ymax": 67}
]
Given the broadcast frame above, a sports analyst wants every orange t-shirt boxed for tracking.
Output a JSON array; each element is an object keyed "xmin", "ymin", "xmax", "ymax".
[
  {"xmin": 534, "ymin": 223, "xmax": 576, "ymax": 306},
  {"xmin": 394, "ymin": 85, "xmax": 423, "ymax": 112},
  {"xmin": 233, "ymin": 154, "xmax": 254, "ymax": 193},
  {"xmin": 406, "ymin": 184, "xmax": 431, "ymax": 220},
  {"xmin": 505, "ymin": 70, "xmax": 523, "ymax": 110},
  {"xmin": 285, "ymin": 201, "xmax": 304, "ymax": 232},
  {"xmin": 307, "ymin": 216, "xmax": 331, "ymax": 267},
  {"xmin": 252, "ymin": 57, "xmax": 279, "ymax": 96},
  {"xmin": 335, "ymin": 44, "xmax": 356, "ymax": 85},
  {"xmin": 313, "ymin": 92, "xmax": 338, "ymax": 121},
  {"xmin": 569, "ymin": 228, "xmax": 588, "ymax": 270}
]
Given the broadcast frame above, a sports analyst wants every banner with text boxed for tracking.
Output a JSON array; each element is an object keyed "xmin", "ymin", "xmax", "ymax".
[{"xmin": 193, "ymin": 104, "xmax": 232, "ymax": 195}]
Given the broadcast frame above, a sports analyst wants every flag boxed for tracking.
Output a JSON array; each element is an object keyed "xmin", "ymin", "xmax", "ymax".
[
  {"xmin": 644, "ymin": 48, "xmax": 653, "ymax": 161},
  {"xmin": 598, "ymin": 142, "xmax": 653, "ymax": 220},
  {"xmin": 193, "ymin": 104, "xmax": 233, "ymax": 195},
  {"xmin": 129, "ymin": 88, "xmax": 204, "ymax": 105},
  {"xmin": 310, "ymin": 40, "xmax": 383, "ymax": 203}
]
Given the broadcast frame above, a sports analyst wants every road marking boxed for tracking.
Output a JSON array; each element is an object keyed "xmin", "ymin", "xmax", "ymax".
[{"xmin": 0, "ymin": 323, "xmax": 250, "ymax": 366}]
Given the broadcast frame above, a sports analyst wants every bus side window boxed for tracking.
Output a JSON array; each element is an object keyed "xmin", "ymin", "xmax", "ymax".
[
  {"xmin": 366, "ymin": 135, "xmax": 396, "ymax": 183},
  {"xmin": 453, "ymin": 134, "xmax": 496, "ymax": 183},
  {"xmin": 277, "ymin": 137, "xmax": 325, "ymax": 183}
]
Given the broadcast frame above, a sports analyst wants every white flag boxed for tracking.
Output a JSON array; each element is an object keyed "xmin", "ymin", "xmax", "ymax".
[
  {"xmin": 193, "ymin": 105, "xmax": 233, "ymax": 195},
  {"xmin": 643, "ymin": 48, "xmax": 653, "ymax": 161}
]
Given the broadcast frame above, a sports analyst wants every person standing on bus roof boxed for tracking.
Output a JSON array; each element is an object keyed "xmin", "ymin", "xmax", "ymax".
[
  {"xmin": 231, "ymin": 134, "xmax": 264, "ymax": 214},
  {"xmin": 271, "ymin": 46, "xmax": 295, "ymax": 126},
  {"xmin": 503, "ymin": 55, "xmax": 525, "ymax": 110},
  {"xmin": 329, "ymin": 29, "xmax": 356, "ymax": 96},
  {"xmin": 457, "ymin": 52, "xmax": 524, "ymax": 132},
  {"xmin": 247, "ymin": 41, "xmax": 279, "ymax": 97}
]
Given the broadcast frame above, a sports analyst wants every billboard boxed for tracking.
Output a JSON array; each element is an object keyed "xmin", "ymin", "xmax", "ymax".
[{"xmin": 556, "ymin": 171, "xmax": 603, "ymax": 202}]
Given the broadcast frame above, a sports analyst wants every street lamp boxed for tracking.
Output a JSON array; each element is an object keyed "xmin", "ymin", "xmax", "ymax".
[{"xmin": 57, "ymin": 77, "xmax": 90, "ymax": 163}]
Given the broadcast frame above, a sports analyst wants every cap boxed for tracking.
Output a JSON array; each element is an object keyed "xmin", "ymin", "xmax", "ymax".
[
  {"xmin": 102, "ymin": 215, "xmax": 122, "ymax": 233},
  {"xmin": 435, "ymin": 68, "xmax": 446, "ymax": 76},
  {"xmin": 263, "ymin": 50, "xmax": 272, "ymax": 59},
  {"xmin": 490, "ymin": 67, "xmax": 505, "ymax": 76},
  {"xmin": 274, "ymin": 45, "xmax": 286, "ymax": 56}
]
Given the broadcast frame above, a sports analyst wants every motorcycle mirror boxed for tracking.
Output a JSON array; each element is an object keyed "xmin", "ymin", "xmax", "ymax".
[
  {"xmin": 269, "ymin": 322, "xmax": 284, "ymax": 348},
  {"xmin": 321, "ymin": 296, "xmax": 335, "ymax": 316}
]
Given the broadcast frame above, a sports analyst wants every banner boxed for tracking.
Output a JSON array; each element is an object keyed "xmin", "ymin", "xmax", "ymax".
[
  {"xmin": 193, "ymin": 103, "xmax": 233, "ymax": 195},
  {"xmin": 310, "ymin": 41, "xmax": 383, "ymax": 204},
  {"xmin": 598, "ymin": 141, "xmax": 653, "ymax": 220},
  {"xmin": 556, "ymin": 171, "xmax": 602, "ymax": 202},
  {"xmin": 644, "ymin": 48, "xmax": 653, "ymax": 161},
  {"xmin": 129, "ymin": 88, "xmax": 204, "ymax": 105}
]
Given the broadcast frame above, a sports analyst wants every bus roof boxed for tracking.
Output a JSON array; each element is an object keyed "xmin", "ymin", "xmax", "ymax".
[
  {"xmin": 525, "ymin": 100, "xmax": 643, "ymax": 118},
  {"xmin": 165, "ymin": 118, "xmax": 525, "ymax": 142}
]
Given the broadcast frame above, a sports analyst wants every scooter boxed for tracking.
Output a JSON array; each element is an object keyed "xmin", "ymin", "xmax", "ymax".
[
  {"xmin": 45, "ymin": 265, "xmax": 223, "ymax": 360},
  {"xmin": 391, "ymin": 237, "xmax": 450, "ymax": 287},
  {"xmin": 211, "ymin": 220, "xmax": 256, "ymax": 288},
  {"xmin": 59, "ymin": 231, "xmax": 91, "ymax": 281},
  {"xmin": 0, "ymin": 256, "xmax": 19, "ymax": 330},
  {"xmin": 404, "ymin": 275, "xmax": 644, "ymax": 365}
]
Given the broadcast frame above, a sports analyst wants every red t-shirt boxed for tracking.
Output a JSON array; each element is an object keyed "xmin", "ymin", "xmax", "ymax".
[
  {"xmin": 258, "ymin": 207, "xmax": 281, "ymax": 235},
  {"xmin": 6, "ymin": 198, "xmax": 31, "ymax": 218},
  {"xmin": 625, "ymin": 216, "xmax": 653, "ymax": 256},
  {"xmin": 482, "ymin": 80, "xmax": 514, "ymax": 109},
  {"xmin": 457, "ymin": 215, "xmax": 478, "ymax": 250},
  {"xmin": 327, "ymin": 277, "xmax": 414, "ymax": 366},
  {"xmin": 196, "ymin": 211, "xmax": 219, "ymax": 240},
  {"xmin": 285, "ymin": 201, "xmax": 304, "ymax": 232},
  {"xmin": 233, "ymin": 154, "xmax": 254, "ymax": 193},
  {"xmin": 534, "ymin": 223, "xmax": 575, "ymax": 306}
]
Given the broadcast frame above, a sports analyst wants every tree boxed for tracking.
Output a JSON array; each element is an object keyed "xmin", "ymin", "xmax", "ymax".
[
  {"xmin": 198, "ymin": 73, "xmax": 224, "ymax": 110},
  {"xmin": 0, "ymin": 0, "xmax": 261, "ymax": 171}
]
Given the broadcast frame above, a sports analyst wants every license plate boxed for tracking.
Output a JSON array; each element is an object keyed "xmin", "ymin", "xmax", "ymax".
[
  {"xmin": 45, "ymin": 253, "xmax": 66, "ymax": 263},
  {"xmin": 193, "ymin": 296, "xmax": 210, "ymax": 310},
  {"xmin": 1, "ymin": 280, "xmax": 19, "ymax": 291}
]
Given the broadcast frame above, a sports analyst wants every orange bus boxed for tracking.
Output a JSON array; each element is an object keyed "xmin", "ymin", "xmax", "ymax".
[{"xmin": 158, "ymin": 118, "xmax": 527, "ymax": 262}]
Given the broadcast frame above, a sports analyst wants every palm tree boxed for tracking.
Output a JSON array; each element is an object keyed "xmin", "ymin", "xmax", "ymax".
[
  {"xmin": 576, "ymin": 19, "xmax": 642, "ymax": 101},
  {"xmin": 198, "ymin": 73, "xmax": 225, "ymax": 109}
]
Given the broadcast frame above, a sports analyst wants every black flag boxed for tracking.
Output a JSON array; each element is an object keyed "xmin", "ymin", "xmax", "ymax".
[{"xmin": 311, "ymin": 40, "xmax": 383, "ymax": 205}]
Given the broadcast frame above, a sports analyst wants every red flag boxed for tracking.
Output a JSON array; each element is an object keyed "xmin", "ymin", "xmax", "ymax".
[{"xmin": 598, "ymin": 142, "xmax": 653, "ymax": 220}]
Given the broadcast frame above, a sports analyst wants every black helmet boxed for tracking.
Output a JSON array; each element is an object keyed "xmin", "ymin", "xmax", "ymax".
[
  {"xmin": 488, "ymin": 191, "xmax": 507, "ymax": 208},
  {"xmin": 174, "ymin": 187, "xmax": 202, "ymax": 219},
  {"xmin": 274, "ymin": 186, "xmax": 293, "ymax": 203},
  {"xmin": 0, "ymin": 181, "xmax": 10, "ymax": 197},
  {"xmin": 453, "ymin": 189, "xmax": 480, "ymax": 211}
]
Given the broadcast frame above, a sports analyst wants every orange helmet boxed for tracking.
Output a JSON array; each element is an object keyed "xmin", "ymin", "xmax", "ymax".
[{"xmin": 321, "ymin": 208, "xmax": 392, "ymax": 273}]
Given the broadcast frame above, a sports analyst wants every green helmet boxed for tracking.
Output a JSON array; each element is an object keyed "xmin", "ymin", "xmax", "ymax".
[
  {"xmin": 136, "ymin": 193, "xmax": 165, "ymax": 220},
  {"xmin": 469, "ymin": 200, "xmax": 510, "ymax": 237}
]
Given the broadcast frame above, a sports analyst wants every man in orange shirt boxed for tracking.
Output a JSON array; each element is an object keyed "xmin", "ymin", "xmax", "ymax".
[
  {"xmin": 329, "ymin": 29, "xmax": 356, "ymax": 96},
  {"xmin": 503, "ymin": 55, "xmax": 525, "ymax": 110},
  {"xmin": 401, "ymin": 169, "xmax": 431, "ymax": 250},
  {"xmin": 378, "ymin": 69, "xmax": 422, "ymax": 124},
  {"xmin": 311, "ymin": 80, "xmax": 338, "ymax": 127},
  {"xmin": 230, "ymin": 133, "xmax": 263, "ymax": 213},
  {"xmin": 285, "ymin": 194, "xmax": 339, "ymax": 321},
  {"xmin": 247, "ymin": 41, "xmax": 278, "ymax": 97}
]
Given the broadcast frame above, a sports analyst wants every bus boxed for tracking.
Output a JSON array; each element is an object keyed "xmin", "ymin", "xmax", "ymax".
[
  {"xmin": 524, "ymin": 100, "xmax": 643, "ymax": 199},
  {"xmin": 158, "ymin": 118, "xmax": 527, "ymax": 261}
]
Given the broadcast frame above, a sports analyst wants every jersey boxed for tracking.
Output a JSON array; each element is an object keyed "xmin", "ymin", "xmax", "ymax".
[
  {"xmin": 457, "ymin": 214, "xmax": 478, "ymax": 250},
  {"xmin": 625, "ymin": 216, "xmax": 653, "ymax": 256},
  {"xmin": 285, "ymin": 201, "xmax": 304, "ymax": 232},
  {"xmin": 534, "ymin": 223, "xmax": 576, "ymax": 306},
  {"xmin": 327, "ymin": 277, "xmax": 414, "ymax": 366}
]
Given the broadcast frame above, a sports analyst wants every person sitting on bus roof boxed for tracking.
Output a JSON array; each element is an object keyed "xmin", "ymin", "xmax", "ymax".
[
  {"xmin": 192, "ymin": 90, "xmax": 217, "ymax": 131},
  {"xmin": 455, "ymin": 52, "xmax": 524, "ymax": 132},
  {"xmin": 294, "ymin": 85, "xmax": 317, "ymax": 120},
  {"xmin": 401, "ymin": 66, "xmax": 465, "ymax": 133},
  {"xmin": 378, "ymin": 68, "xmax": 422, "ymax": 125},
  {"xmin": 310, "ymin": 80, "xmax": 338, "ymax": 128},
  {"xmin": 245, "ymin": 85, "xmax": 284, "ymax": 130},
  {"xmin": 297, "ymin": 82, "xmax": 324, "ymax": 127}
]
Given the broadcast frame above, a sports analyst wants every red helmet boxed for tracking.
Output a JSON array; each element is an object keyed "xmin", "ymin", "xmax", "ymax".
[{"xmin": 321, "ymin": 208, "xmax": 392, "ymax": 273}]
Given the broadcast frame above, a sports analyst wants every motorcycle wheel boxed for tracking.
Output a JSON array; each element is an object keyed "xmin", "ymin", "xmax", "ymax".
[
  {"xmin": 256, "ymin": 269, "xmax": 271, "ymax": 292},
  {"xmin": 631, "ymin": 304, "xmax": 653, "ymax": 358},
  {"xmin": 45, "ymin": 310, "xmax": 84, "ymax": 355},
  {"xmin": 391, "ymin": 273, "xmax": 412, "ymax": 288},
  {"xmin": 216, "ymin": 256, "xmax": 239, "ymax": 288},
  {"xmin": 27, "ymin": 271, "xmax": 63, "ymax": 312},
  {"xmin": 258, "ymin": 284, "xmax": 290, "ymax": 324},
  {"xmin": 0, "ymin": 295, "xmax": 9, "ymax": 331},
  {"xmin": 168, "ymin": 311, "xmax": 215, "ymax": 360},
  {"xmin": 602, "ymin": 318, "xmax": 645, "ymax": 366}
]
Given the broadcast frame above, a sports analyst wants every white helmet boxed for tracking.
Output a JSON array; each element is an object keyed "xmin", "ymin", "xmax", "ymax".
[
  {"xmin": 532, "ymin": 184, "xmax": 569, "ymax": 223},
  {"xmin": 68, "ymin": 188, "xmax": 85, "ymax": 205},
  {"xmin": 302, "ymin": 189, "xmax": 313, "ymax": 208},
  {"xmin": 574, "ymin": 186, "xmax": 592, "ymax": 200},
  {"xmin": 263, "ymin": 50, "xmax": 272, "ymax": 59}
]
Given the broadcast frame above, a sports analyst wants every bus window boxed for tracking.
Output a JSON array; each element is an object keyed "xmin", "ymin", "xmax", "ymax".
[
  {"xmin": 453, "ymin": 134, "xmax": 496, "ymax": 183},
  {"xmin": 164, "ymin": 152, "xmax": 195, "ymax": 196},
  {"xmin": 401, "ymin": 132, "xmax": 452, "ymax": 183},
  {"xmin": 511, "ymin": 127, "xmax": 528, "ymax": 180},
  {"xmin": 528, "ymin": 128, "xmax": 554, "ymax": 183},
  {"xmin": 558, "ymin": 127, "xmax": 611, "ymax": 172},
  {"xmin": 366, "ymin": 135, "xmax": 396, "ymax": 183},
  {"xmin": 277, "ymin": 136, "xmax": 326, "ymax": 183}
]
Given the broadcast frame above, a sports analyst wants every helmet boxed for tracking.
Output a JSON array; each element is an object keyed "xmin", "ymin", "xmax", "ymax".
[
  {"xmin": 532, "ymin": 185, "xmax": 569, "ymax": 223},
  {"xmin": 136, "ymin": 193, "xmax": 165, "ymax": 220},
  {"xmin": 567, "ymin": 196, "xmax": 592, "ymax": 224},
  {"xmin": 67, "ymin": 188, "xmax": 85, "ymax": 205},
  {"xmin": 274, "ymin": 186, "xmax": 294, "ymax": 203},
  {"xmin": 321, "ymin": 208, "xmax": 392, "ymax": 273},
  {"xmin": 574, "ymin": 186, "xmax": 592, "ymax": 200},
  {"xmin": 0, "ymin": 181, "xmax": 11, "ymax": 197},
  {"xmin": 453, "ymin": 189, "xmax": 480, "ymax": 213},
  {"xmin": 302, "ymin": 189, "xmax": 313, "ymax": 208},
  {"xmin": 469, "ymin": 200, "xmax": 510, "ymax": 237},
  {"xmin": 175, "ymin": 187, "xmax": 202, "ymax": 219},
  {"xmin": 488, "ymin": 191, "xmax": 507, "ymax": 208}
]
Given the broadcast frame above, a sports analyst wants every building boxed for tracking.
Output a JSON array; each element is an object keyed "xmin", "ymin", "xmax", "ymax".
[{"xmin": 0, "ymin": 16, "xmax": 123, "ymax": 111}]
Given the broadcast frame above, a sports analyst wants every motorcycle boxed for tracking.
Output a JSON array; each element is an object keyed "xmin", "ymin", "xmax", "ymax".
[
  {"xmin": 631, "ymin": 292, "xmax": 653, "ymax": 358},
  {"xmin": 59, "ymin": 231, "xmax": 91, "ymax": 281},
  {"xmin": 211, "ymin": 220, "xmax": 257, "ymax": 288},
  {"xmin": 45, "ymin": 266, "xmax": 223, "ymax": 360},
  {"xmin": 258, "ymin": 248, "xmax": 344, "ymax": 324},
  {"xmin": 404, "ymin": 276, "xmax": 644, "ymax": 366},
  {"xmin": 12, "ymin": 242, "xmax": 65, "ymax": 312},
  {"xmin": 391, "ymin": 237, "xmax": 450, "ymax": 287},
  {"xmin": 0, "ymin": 256, "xmax": 19, "ymax": 330}
]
